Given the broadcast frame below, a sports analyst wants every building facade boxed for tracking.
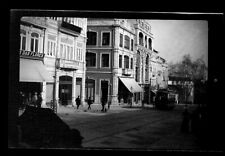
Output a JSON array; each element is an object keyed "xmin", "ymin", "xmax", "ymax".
[
  {"xmin": 86, "ymin": 19, "xmax": 168, "ymax": 105},
  {"xmin": 86, "ymin": 19, "xmax": 142, "ymax": 105},
  {"xmin": 19, "ymin": 17, "xmax": 87, "ymax": 108}
]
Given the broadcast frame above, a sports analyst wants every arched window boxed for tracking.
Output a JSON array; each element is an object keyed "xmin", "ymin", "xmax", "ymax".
[
  {"xmin": 30, "ymin": 32, "xmax": 39, "ymax": 52},
  {"xmin": 139, "ymin": 32, "xmax": 143, "ymax": 46},
  {"xmin": 145, "ymin": 36, "xmax": 147, "ymax": 48},
  {"xmin": 124, "ymin": 55, "xmax": 129, "ymax": 69},
  {"xmin": 145, "ymin": 55, "xmax": 149, "ymax": 81},
  {"xmin": 20, "ymin": 29, "xmax": 26, "ymax": 50},
  {"xmin": 148, "ymin": 38, "xmax": 152, "ymax": 50},
  {"xmin": 124, "ymin": 35, "xmax": 130, "ymax": 50}
]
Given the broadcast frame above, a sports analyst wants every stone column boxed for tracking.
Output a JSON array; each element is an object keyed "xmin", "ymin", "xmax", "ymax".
[
  {"xmin": 111, "ymin": 73, "xmax": 118, "ymax": 105},
  {"xmin": 72, "ymin": 71, "xmax": 76, "ymax": 107},
  {"xmin": 41, "ymin": 81, "xmax": 47, "ymax": 107},
  {"xmin": 81, "ymin": 71, "xmax": 86, "ymax": 106},
  {"xmin": 39, "ymin": 34, "xmax": 43, "ymax": 53},
  {"xmin": 111, "ymin": 26, "xmax": 119, "ymax": 105},
  {"xmin": 55, "ymin": 71, "xmax": 59, "ymax": 107}
]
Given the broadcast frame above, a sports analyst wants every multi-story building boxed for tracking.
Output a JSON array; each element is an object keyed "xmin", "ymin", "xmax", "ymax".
[
  {"xmin": 130, "ymin": 19, "xmax": 155, "ymax": 104},
  {"xmin": 86, "ymin": 19, "xmax": 142, "ymax": 105},
  {"xmin": 85, "ymin": 18, "xmax": 169, "ymax": 105},
  {"xmin": 19, "ymin": 17, "xmax": 87, "ymax": 108}
]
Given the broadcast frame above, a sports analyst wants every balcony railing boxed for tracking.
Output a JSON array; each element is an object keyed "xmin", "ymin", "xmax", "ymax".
[{"xmin": 56, "ymin": 58, "xmax": 83, "ymax": 71}]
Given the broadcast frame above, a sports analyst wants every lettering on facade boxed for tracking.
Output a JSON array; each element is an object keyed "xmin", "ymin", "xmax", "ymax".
[
  {"xmin": 59, "ymin": 59, "xmax": 79, "ymax": 69},
  {"xmin": 137, "ymin": 20, "xmax": 151, "ymax": 34},
  {"xmin": 20, "ymin": 50, "xmax": 44, "ymax": 58}
]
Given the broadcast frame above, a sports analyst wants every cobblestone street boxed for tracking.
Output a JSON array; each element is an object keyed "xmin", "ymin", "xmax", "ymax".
[{"xmin": 57, "ymin": 104, "xmax": 205, "ymax": 151}]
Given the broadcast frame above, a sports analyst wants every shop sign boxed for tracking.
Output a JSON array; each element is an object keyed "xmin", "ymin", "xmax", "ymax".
[
  {"xmin": 20, "ymin": 50, "xmax": 44, "ymax": 59},
  {"xmin": 58, "ymin": 59, "xmax": 79, "ymax": 70}
]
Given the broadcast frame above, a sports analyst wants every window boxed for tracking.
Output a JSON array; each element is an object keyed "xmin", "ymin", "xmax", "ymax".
[
  {"xmin": 124, "ymin": 55, "xmax": 129, "ymax": 69},
  {"xmin": 30, "ymin": 32, "xmax": 39, "ymax": 52},
  {"xmin": 87, "ymin": 31, "xmax": 97, "ymax": 45},
  {"xmin": 145, "ymin": 36, "xmax": 147, "ymax": 48},
  {"xmin": 139, "ymin": 32, "xmax": 143, "ymax": 46},
  {"xmin": 47, "ymin": 40, "xmax": 56, "ymax": 56},
  {"xmin": 86, "ymin": 52, "xmax": 96, "ymax": 67},
  {"xmin": 124, "ymin": 35, "xmax": 130, "ymax": 50},
  {"xmin": 119, "ymin": 55, "xmax": 122, "ymax": 68},
  {"xmin": 131, "ymin": 39, "xmax": 134, "ymax": 51},
  {"xmin": 20, "ymin": 29, "xmax": 26, "ymax": 50},
  {"xmin": 119, "ymin": 33, "xmax": 123, "ymax": 47},
  {"xmin": 130, "ymin": 58, "xmax": 133, "ymax": 69},
  {"xmin": 102, "ymin": 32, "xmax": 110, "ymax": 46},
  {"xmin": 60, "ymin": 43, "xmax": 74, "ymax": 60},
  {"xmin": 60, "ymin": 44, "xmax": 63, "ymax": 58},
  {"xmin": 101, "ymin": 53, "xmax": 110, "ymax": 67},
  {"xmin": 148, "ymin": 38, "xmax": 152, "ymax": 50}
]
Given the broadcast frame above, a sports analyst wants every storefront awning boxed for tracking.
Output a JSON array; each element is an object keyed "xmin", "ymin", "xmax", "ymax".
[
  {"xmin": 20, "ymin": 58, "xmax": 54, "ymax": 82},
  {"xmin": 119, "ymin": 77, "xmax": 143, "ymax": 93}
]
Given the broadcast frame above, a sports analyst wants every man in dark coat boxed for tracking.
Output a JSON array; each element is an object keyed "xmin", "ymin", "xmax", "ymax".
[
  {"xmin": 75, "ymin": 96, "xmax": 81, "ymax": 109},
  {"xmin": 87, "ymin": 97, "xmax": 92, "ymax": 110}
]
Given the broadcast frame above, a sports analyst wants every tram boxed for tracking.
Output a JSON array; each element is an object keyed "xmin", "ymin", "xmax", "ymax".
[{"xmin": 155, "ymin": 89, "xmax": 176, "ymax": 110}]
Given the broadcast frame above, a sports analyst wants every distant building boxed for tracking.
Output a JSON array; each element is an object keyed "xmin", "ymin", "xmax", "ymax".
[{"xmin": 168, "ymin": 76, "xmax": 194, "ymax": 104}]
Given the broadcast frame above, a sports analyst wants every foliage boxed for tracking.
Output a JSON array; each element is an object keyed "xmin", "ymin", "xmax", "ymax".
[{"xmin": 168, "ymin": 54, "xmax": 208, "ymax": 82}]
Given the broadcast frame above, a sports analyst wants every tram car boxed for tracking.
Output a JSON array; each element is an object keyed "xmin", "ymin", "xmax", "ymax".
[{"xmin": 155, "ymin": 89, "xmax": 176, "ymax": 110}]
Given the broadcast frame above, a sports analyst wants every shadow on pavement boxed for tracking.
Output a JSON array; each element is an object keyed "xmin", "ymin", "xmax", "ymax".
[{"xmin": 18, "ymin": 105, "xmax": 84, "ymax": 148}]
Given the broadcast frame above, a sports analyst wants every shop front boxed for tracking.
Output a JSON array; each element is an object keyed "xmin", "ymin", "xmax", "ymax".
[
  {"xmin": 118, "ymin": 77, "xmax": 143, "ymax": 104},
  {"xmin": 19, "ymin": 57, "xmax": 54, "ymax": 108}
]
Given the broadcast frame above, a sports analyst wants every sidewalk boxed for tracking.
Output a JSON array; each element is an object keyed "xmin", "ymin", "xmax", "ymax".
[{"xmin": 56, "ymin": 103, "xmax": 145, "ymax": 115}]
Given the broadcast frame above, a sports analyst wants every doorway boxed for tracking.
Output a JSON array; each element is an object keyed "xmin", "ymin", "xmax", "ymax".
[
  {"xmin": 101, "ymin": 80, "xmax": 108, "ymax": 102},
  {"xmin": 59, "ymin": 76, "xmax": 72, "ymax": 105}
]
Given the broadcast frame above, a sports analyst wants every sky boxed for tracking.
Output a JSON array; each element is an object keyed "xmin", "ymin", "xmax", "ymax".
[{"xmin": 147, "ymin": 20, "xmax": 208, "ymax": 66}]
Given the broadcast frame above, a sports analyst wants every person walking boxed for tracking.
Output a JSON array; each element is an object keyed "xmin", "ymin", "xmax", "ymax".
[
  {"xmin": 87, "ymin": 97, "xmax": 92, "ymax": 110},
  {"xmin": 75, "ymin": 96, "xmax": 81, "ymax": 109}
]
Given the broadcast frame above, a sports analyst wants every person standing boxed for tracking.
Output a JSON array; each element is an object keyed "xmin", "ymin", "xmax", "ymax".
[
  {"xmin": 75, "ymin": 96, "xmax": 81, "ymax": 109},
  {"xmin": 101, "ymin": 97, "xmax": 106, "ymax": 112},
  {"xmin": 87, "ymin": 97, "xmax": 92, "ymax": 110},
  {"xmin": 36, "ymin": 93, "xmax": 42, "ymax": 108},
  {"xmin": 31, "ymin": 92, "xmax": 38, "ymax": 107}
]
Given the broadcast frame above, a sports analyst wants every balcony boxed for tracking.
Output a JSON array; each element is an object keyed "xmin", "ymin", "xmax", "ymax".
[
  {"xmin": 59, "ymin": 20, "xmax": 82, "ymax": 36},
  {"xmin": 56, "ymin": 58, "xmax": 82, "ymax": 71},
  {"xmin": 122, "ymin": 68, "xmax": 132, "ymax": 76}
]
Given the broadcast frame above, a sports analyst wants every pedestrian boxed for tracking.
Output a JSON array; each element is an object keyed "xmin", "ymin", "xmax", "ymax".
[
  {"xmin": 87, "ymin": 97, "xmax": 92, "ymax": 110},
  {"xmin": 181, "ymin": 105, "xmax": 190, "ymax": 133},
  {"xmin": 75, "ymin": 96, "xmax": 81, "ymax": 109},
  {"xmin": 101, "ymin": 98, "xmax": 106, "ymax": 112},
  {"xmin": 31, "ymin": 92, "xmax": 38, "ymax": 107},
  {"xmin": 36, "ymin": 93, "xmax": 42, "ymax": 108}
]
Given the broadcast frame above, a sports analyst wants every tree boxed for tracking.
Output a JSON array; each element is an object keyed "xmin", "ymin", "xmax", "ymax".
[
  {"xmin": 169, "ymin": 54, "xmax": 207, "ymax": 81},
  {"xmin": 168, "ymin": 54, "xmax": 208, "ymax": 104}
]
